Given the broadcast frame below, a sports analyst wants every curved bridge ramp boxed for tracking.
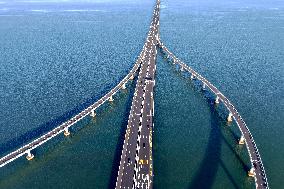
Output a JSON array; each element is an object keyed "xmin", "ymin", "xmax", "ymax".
[
  {"xmin": 0, "ymin": 39, "xmax": 147, "ymax": 169},
  {"xmin": 158, "ymin": 41, "xmax": 269, "ymax": 189}
]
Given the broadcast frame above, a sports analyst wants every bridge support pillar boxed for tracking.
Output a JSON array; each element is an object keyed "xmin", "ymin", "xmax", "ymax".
[
  {"xmin": 215, "ymin": 96, "xmax": 220, "ymax": 104},
  {"xmin": 180, "ymin": 66, "xmax": 184, "ymax": 72},
  {"xmin": 26, "ymin": 150, "xmax": 34, "ymax": 161},
  {"xmin": 239, "ymin": 135, "xmax": 245, "ymax": 145},
  {"xmin": 202, "ymin": 83, "xmax": 206, "ymax": 90},
  {"xmin": 190, "ymin": 74, "xmax": 195, "ymax": 80},
  {"xmin": 109, "ymin": 96, "xmax": 114, "ymax": 102},
  {"xmin": 130, "ymin": 75, "xmax": 134, "ymax": 80},
  {"xmin": 227, "ymin": 112, "xmax": 233, "ymax": 122},
  {"xmin": 122, "ymin": 83, "xmax": 126, "ymax": 89},
  {"xmin": 248, "ymin": 167, "xmax": 255, "ymax": 177},
  {"xmin": 64, "ymin": 128, "xmax": 70, "ymax": 136},
  {"xmin": 90, "ymin": 110, "xmax": 96, "ymax": 117}
]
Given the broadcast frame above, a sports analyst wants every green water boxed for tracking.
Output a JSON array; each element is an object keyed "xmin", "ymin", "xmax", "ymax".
[{"xmin": 0, "ymin": 0, "xmax": 283, "ymax": 188}]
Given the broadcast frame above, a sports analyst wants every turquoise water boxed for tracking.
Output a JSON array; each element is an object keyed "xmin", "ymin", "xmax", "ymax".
[{"xmin": 0, "ymin": 0, "xmax": 283, "ymax": 188}]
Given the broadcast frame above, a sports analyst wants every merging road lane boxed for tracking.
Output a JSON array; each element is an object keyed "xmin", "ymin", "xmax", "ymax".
[
  {"xmin": 0, "ymin": 1, "xmax": 269, "ymax": 189},
  {"xmin": 115, "ymin": 1, "xmax": 160, "ymax": 188}
]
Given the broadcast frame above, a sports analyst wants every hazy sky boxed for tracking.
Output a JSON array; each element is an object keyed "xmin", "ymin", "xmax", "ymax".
[
  {"xmin": 0, "ymin": 0, "xmax": 156, "ymax": 6},
  {"xmin": 1, "ymin": 0, "xmax": 283, "ymax": 4},
  {"xmin": 0, "ymin": 0, "xmax": 283, "ymax": 8},
  {"xmin": 0, "ymin": 0, "xmax": 140, "ymax": 2}
]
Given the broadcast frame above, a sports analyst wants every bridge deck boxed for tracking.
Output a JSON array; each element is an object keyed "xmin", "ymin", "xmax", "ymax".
[
  {"xmin": 0, "ymin": 1, "xmax": 269, "ymax": 189},
  {"xmin": 115, "ymin": 1, "xmax": 160, "ymax": 188},
  {"xmin": 159, "ymin": 42, "xmax": 269, "ymax": 189}
]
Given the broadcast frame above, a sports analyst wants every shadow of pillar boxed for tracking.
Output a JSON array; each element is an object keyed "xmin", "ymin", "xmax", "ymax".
[{"xmin": 219, "ymin": 160, "xmax": 240, "ymax": 189}]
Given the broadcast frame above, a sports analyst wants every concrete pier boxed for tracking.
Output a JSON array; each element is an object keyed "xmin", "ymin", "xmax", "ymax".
[
  {"xmin": 202, "ymin": 83, "xmax": 206, "ymax": 90},
  {"xmin": 109, "ymin": 96, "xmax": 114, "ymax": 102},
  {"xmin": 122, "ymin": 83, "xmax": 126, "ymax": 89},
  {"xmin": 248, "ymin": 167, "xmax": 255, "ymax": 177},
  {"xmin": 64, "ymin": 128, "xmax": 70, "ymax": 136},
  {"xmin": 239, "ymin": 135, "xmax": 245, "ymax": 145},
  {"xmin": 215, "ymin": 96, "xmax": 220, "ymax": 104},
  {"xmin": 90, "ymin": 110, "xmax": 96, "ymax": 117},
  {"xmin": 26, "ymin": 150, "xmax": 34, "ymax": 161},
  {"xmin": 190, "ymin": 74, "xmax": 195, "ymax": 80},
  {"xmin": 227, "ymin": 112, "xmax": 233, "ymax": 122},
  {"xmin": 130, "ymin": 75, "xmax": 134, "ymax": 80}
]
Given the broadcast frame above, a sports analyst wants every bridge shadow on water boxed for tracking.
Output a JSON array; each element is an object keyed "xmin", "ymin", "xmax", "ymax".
[
  {"xmin": 187, "ymin": 99, "xmax": 239, "ymax": 189},
  {"xmin": 107, "ymin": 77, "xmax": 137, "ymax": 189},
  {"xmin": 0, "ymin": 74, "xmax": 129, "ymax": 157},
  {"xmin": 159, "ymin": 52, "xmax": 243, "ymax": 189},
  {"xmin": 186, "ymin": 97, "xmax": 222, "ymax": 189}
]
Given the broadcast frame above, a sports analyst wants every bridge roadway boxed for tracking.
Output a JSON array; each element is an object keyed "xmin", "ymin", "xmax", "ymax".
[
  {"xmin": 159, "ymin": 41, "xmax": 269, "ymax": 189},
  {"xmin": 115, "ymin": 1, "xmax": 160, "ymax": 189},
  {"xmin": 0, "ymin": 1, "xmax": 269, "ymax": 189},
  {"xmin": 0, "ymin": 37, "xmax": 150, "ymax": 168}
]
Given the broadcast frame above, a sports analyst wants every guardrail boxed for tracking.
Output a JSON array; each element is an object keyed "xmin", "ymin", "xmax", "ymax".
[
  {"xmin": 0, "ymin": 44, "xmax": 147, "ymax": 168},
  {"xmin": 159, "ymin": 41, "xmax": 269, "ymax": 189}
]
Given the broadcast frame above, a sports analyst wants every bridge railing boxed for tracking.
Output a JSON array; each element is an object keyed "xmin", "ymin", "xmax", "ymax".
[
  {"xmin": 0, "ymin": 44, "xmax": 147, "ymax": 168},
  {"xmin": 116, "ymin": 2, "xmax": 160, "ymax": 188},
  {"xmin": 158, "ymin": 41, "xmax": 269, "ymax": 189}
]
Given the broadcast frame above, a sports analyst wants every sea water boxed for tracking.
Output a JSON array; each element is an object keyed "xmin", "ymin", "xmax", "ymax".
[{"xmin": 0, "ymin": 0, "xmax": 283, "ymax": 188}]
